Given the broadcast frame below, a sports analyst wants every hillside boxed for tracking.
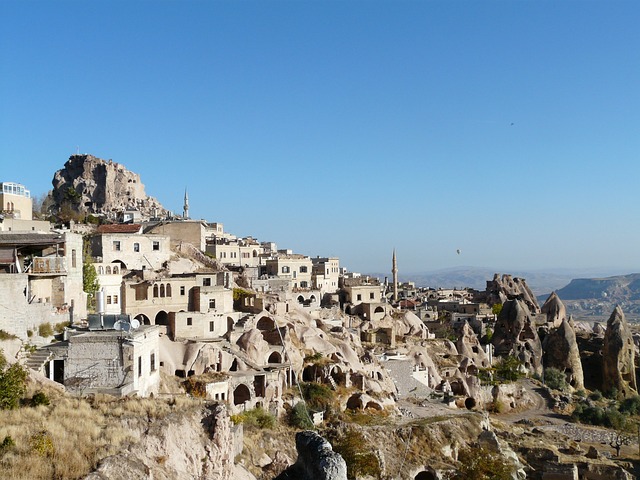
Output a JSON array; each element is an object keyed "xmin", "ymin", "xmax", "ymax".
[{"xmin": 540, "ymin": 273, "xmax": 640, "ymax": 322}]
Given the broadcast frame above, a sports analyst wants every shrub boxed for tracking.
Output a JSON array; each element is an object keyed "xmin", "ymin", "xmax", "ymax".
[
  {"xmin": 54, "ymin": 321, "xmax": 70, "ymax": 334},
  {"xmin": 30, "ymin": 431, "xmax": 54, "ymax": 457},
  {"xmin": 0, "ymin": 330, "xmax": 17, "ymax": 341},
  {"xmin": 289, "ymin": 402, "xmax": 314, "ymax": 429},
  {"xmin": 0, "ymin": 350, "xmax": 28, "ymax": 409},
  {"xmin": 589, "ymin": 390, "xmax": 603, "ymax": 401},
  {"xmin": 0, "ymin": 435, "xmax": 15, "ymax": 454},
  {"xmin": 38, "ymin": 323, "xmax": 54, "ymax": 337},
  {"xmin": 450, "ymin": 446, "xmax": 514, "ymax": 480},
  {"xmin": 544, "ymin": 367, "xmax": 568, "ymax": 391},
  {"xmin": 619, "ymin": 395, "xmax": 640, "ymax": 415},
  {"xmin": 300, "ymin": 382, "xmax": 335, "ymax": 411},
  {"xmin": 330, "ymin": 429, "xmax": 380, "ymax": 480},
  {"xmin": 231, "ymin": 407, "xmax": 275, "ymax": 429},
  {"xmin": 27, "ymin": 330, "xmax": 33, "ymax": 338},
  {"xmin": 31, "ymin": 391, "xmax": 50, "ymax": 407},
  {"xmin": 487, "ymin": 399, "xmax": 506, "ymax": 414}
]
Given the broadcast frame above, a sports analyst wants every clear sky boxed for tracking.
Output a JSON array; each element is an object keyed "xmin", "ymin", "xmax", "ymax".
[{"xmin": 1, "ymin": 1, "xmax": 639, "ymax": 275}]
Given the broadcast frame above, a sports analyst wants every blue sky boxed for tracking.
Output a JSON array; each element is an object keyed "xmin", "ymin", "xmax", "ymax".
[{"xmin": 1, "ymin": 1, "xmax": 639, "ymax": 274}]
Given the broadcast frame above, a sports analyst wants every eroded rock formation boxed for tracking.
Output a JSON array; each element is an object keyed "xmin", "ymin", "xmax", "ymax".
[
  {"xmin": 51, "ymin": 154, "xmax": 168, "ymax": 218},
  {"xmin": 602, "ymin": 306, "xmax": 638, "ymax": 399},
  {"xmin": 542, "ymin": 318, "xmax": 584, "ymax": 391},
  {"xmin": 492, "ymin": 298, "xmax": 543, "ymax": 377},
  {"xmin": 486, "ymin": 274, "xmax": 540, "ymax": 313},
  {"xmin": 541, "ymin": 291, "xmax": 566, "ymax": 328}
]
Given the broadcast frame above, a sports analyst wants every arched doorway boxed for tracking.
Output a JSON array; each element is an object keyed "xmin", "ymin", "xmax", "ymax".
[
  {"xmin": 155, "ymin": 311, "xmax": 169, "ymax": 326},
  {"xmin": 134, "ymin": 314, "xmax": 151, "ymax": 325},
  {"xmin": 268, "ymin": 351, "xmax": 282, "ymax": 364},
  {"xmin": 256, "ymin": 316, "xmax": 275, "ymax": 331},
  {"xmin": 233, "ymin": 384, "xmax": 251, "ymax": 405}
]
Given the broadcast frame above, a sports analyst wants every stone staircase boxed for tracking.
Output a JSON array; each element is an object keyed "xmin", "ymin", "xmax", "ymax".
[
  {"xmin": 326, "ymin": 374, "xmax": 338, "ymax": 390},
  {"xmin": 25, "ymin": 348, "xmax": 54, "ymax": 373}
]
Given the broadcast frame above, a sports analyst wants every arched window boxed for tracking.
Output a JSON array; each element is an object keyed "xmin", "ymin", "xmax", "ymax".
[
  {"xmin": 98, "ymin": 266, "xmax": 104, "ymax": 274},
  {"xmin": 160, "ymin": 284, "xmax": 165, "ymax": 297},
  {"xmin": 113, "ymin": 266, "xmax": 119, "ymax": 274},
  {"xmin": 105, "ymin": 266, "xmax": 111, "ymax": 274},
  {"xmin": 166, "ymin": 284, "xmax": 172, "ymax": 297},
  {"xmin": 153, "ymin": 284, "xmax": 159, "ymax": 298}
]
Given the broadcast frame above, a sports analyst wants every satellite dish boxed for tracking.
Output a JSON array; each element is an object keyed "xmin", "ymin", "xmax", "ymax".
[
  {"xmin": 130, "ymin": 319, "xmax": 141, "ymax": 330},
  {"xmin": 114, "ymin": 320, "xmax": 130, "ymax": 332}
]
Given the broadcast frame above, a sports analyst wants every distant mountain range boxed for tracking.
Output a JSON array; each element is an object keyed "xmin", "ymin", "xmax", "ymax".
[
  {"xmin": 366, "ymin": 267, "xmax": 640, "ymax": 322},
  {"xmin": 368, "ymin": 266, "xmax": 631, "ymax": 296}
]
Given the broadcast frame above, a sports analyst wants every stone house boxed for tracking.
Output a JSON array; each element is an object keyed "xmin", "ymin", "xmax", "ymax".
[
  {"xmin": 90, "ymin": 224, "xmax": 171, "ymax": 271},
  {"xmin": 205, "ymin": 236, "xmax": 264, "ymax": 268},
  {"xmin": 311, "ymin": 256, "xmax": 340, "ymax": 295},
  {"xmin": 95, "ymin": 262, "xmax": 124, "ymax": 315},
  {"xmin": 64, "ymin": 325, "xmax": 161, "ymax": 397},
  {"xmin": 0, "ymin": 181, "xmax": 51, "ymax": 232},
  {"xmin": 265, "ymin": 254, "xmax": 313, "ymax": 290},
  {"xmin": 0, "ymin": 231, "xmax": 86, "ymax": 338}
]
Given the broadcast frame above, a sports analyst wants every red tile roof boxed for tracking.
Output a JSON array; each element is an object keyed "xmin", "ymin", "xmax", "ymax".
[{"xmin": 97, "ymin": 224, "xmax": 142, "ymax": 234}]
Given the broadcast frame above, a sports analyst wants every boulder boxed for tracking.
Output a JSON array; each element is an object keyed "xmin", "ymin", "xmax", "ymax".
[{"xmin": 274, "ymin": 431, "xmax": 347, "ymax": 480}]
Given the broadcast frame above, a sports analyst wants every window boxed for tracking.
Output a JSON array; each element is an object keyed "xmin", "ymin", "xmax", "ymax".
[
  {"xmin": 300, "ymin": 266, "xmax": 308, "ymax": 273},
  {"xmin": 133, "ymin": 243, "xmax": 140, "ymax": 252},
  {"xmin": 209, "ymin": 321, "xmax": 214, "ymax": 332},
  {"xmin": 166, "ymin": 284, "xmax": 172, "ymax": 297},
  {"xmin": 113, "ymin": 295, "xmax": 118, "ymax": 304},
  {"xmin": 152, "ymin": 241, "xmax": 160, "ymax": 251},
  {"xmin": 160, "ymin": 284, "xmax": 165, "ymax": 297},
  {"xmin": 300, "ymin": 281, "xmax": 308, "ymax": 288},
  {"xmin": 113, "ymin": 266, "xmax": 119, "ymax": 274},
  {"xmin": 138, "ymin": 357, "xmax": 142, "ymax": 377},
  {"xmin": 150, "ymin": 353, "xmax": 156, "ymax": 372},
  {"xmin": 113, "ymin": 241, "xmax": 121, "ymax": 251},
  {"xmin": 203, "ymin": 278, "xmax": 211, "ymax": 287},
  {"xmin": 370, "ymin": 292, "xmax": 375, "ymax": 299},
  {"xmin": 180, "ymin": 286, "xmax": 185, "ymax": 296},
  {"xmin": 153, "ymin": 284, "xmax": 159, "ymax": 297},
  {"xmin": 72, "ymin": 249, "xmax": 77, "ymax": 268},
  {"xmin": 187, "ymin": 317, "xmax": 192, "ymax": 326},
  {"xmin": 357, "ymin": 294, "xmax": 362, "ymax": 301},
  {"xmin": 106, "ymin": 296, "xmax": 112, "ymax": 304},
  {"xmin": 209, "ymin": 298, "xmax": 216, "ymax": 309},
  {"xmin": 282, "ymin": 266, "xmax": 290, "ymax": 274},
  {"xmin": 105, "ymin": 266, "xmax": 111, "ymax": 274}
]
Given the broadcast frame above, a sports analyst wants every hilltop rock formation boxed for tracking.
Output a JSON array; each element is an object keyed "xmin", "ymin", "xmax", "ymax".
[
  {"xmin": 540, "ymin": 291, "xmax": 566, "ymax": 328},
  {"xmin": 542, "ymin": 318, "xmax": 584, "ymax": 390},
  {"xmin": 486, "ymin": 274, "xmax": 540, "ymax": 313},
  {"xmin": 456, "ymin": 322, "xmax": 490, "ymax": 369},
  {"xmin": 602, "ymin": 306, "xmax": 638, "ymax": 399},
  {"xmin": 51, "ymin": 154, "xmax": 168, "ymax": 219},
  {"xmin": 492, "ymin": 298, "xmax": 543, "ymax": 377}
]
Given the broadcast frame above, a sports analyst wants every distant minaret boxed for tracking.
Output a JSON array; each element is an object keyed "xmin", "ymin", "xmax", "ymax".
[
  {"xmin": 183, "ymin": 188, "xmax": 190, "ymax": 219},
  {"xmin": 392, "ymin": 249, "xmax": 398, "ymax": 303}
]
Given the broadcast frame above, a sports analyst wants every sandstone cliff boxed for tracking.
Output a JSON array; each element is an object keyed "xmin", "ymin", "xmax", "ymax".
[{"xmin": 51, "ymin": 154, "xmax": 168, "ymax": 219}]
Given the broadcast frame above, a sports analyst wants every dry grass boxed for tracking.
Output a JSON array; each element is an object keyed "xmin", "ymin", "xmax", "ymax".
[{"xmin": 0, "ymin": 383, "xmax": 206, "ymax": 479}]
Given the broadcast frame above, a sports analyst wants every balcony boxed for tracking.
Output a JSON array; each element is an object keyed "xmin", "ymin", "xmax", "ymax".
[{"xmin": 31, "ymin": 257, "xmax": 67, "ymax": 274}]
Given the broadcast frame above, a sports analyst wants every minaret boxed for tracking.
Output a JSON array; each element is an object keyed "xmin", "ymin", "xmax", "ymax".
[
  {"xmin": 183, "ymin": 188, "xmax": 189, "ymax": 219},
  {"xmin": 392, "ymin": 249, "xmax": 398, "ymax": 303}
]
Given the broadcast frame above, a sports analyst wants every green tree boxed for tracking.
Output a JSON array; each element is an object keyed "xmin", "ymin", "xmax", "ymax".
[
  {"xmin": 495, "ymin": 356, "xmax": 525, "ymax": 383},
  {"xmin": 0, "ymin": 350, "xmax": 28, "ymax": 410},
  {"xmin": 331, "ymin": 429, "xmax": 380, "ymax": 479},
  {"xmin": 82, "ymin": 237, "xmax": 99, "ymax": 311},
  {"xmin": 492, "ymin": 303, "xmax": 503, "ymax": 316}
]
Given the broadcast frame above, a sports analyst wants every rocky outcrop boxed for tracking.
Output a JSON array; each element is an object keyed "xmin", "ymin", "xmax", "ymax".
[
  {"xmin": 486, "ymin": 274, "xmax": 540, "ymax": 313},
  {"xmin": 492, "ymin": 298, "xmax": 543, "ymax": 377},
  {"xmin": 602, "ymin": 306, "xmax": 638, "ymax": 399},
  {"xmin": 274, "ymin": 431, "xmax": 347, "ymax": 480},
  {"xmin": 51, "ymin": 154, "xmax": 168, "ymax": 219},
  {"xmin": 456, "ymin": 322, "xmax": 490, "ymax": 369},
  {"xmin": 541, "ymin": 292, "xmax": 566, "ymax": 328},
  {"xmin": 83, "ymin": 404, "xmax": 235, "ymax": 480},
  {"xmin": 542, "ymin": 318, "xmax": 584, "ymax": 390}
]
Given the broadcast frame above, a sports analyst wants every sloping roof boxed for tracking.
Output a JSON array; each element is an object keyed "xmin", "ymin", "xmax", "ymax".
[
  {"xmin": 97, "ymin": 224, "xmax": 142, "ymax": 234},
  {"xmin": 0, "ymin": 232, "xmax": 64, "ymax": 247}
]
